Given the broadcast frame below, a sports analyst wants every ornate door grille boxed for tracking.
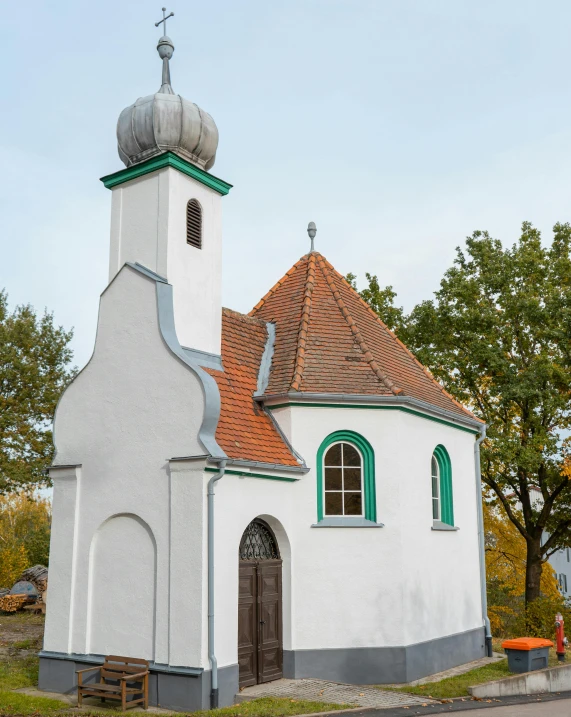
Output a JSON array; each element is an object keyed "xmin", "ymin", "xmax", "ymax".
[{"xmin": 239, "ymin": 520, "xmax": 280, "ymax": 561}]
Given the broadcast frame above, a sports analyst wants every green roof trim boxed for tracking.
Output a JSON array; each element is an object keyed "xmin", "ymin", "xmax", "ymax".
[
  {"xmin": 267, "ymin": 402, "xmax": 480, "ymax": 435},
  {"xmin": 204, "ymin": 466, "xmax": 297, "ymax": 482},
  {"xmin": 100, "ymin": 152, "xmax": 233, "ymax": 195}
]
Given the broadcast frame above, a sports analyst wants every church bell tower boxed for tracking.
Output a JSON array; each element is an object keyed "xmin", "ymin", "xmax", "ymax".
[{"xmin": 101, "ymin": 10, "xmax": 231, "ymax": 356}]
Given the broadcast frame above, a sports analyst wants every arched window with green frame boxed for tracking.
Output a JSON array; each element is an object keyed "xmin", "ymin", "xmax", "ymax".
[
  {"xmin": 316, "ymin": 430, "xmax": 377, "ymax": 523},
  {"xmin": 432, "ymin": 445, "xmax": 454, "ymax": 526}
]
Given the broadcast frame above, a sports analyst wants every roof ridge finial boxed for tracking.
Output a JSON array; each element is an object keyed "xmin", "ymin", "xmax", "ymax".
[
  {"xmin": 307, "ymin": 221, "xmax": 317, "ymax": 253},
  {"xmin": 155, "ymin": 7, "xmax": 175, "ymax": 94}
]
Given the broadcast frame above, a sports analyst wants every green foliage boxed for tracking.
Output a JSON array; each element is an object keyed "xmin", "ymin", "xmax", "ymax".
[
  {"xmin": 346, "ymin": 273, "xmax": 405, "ymax": 333},
  {"xmin": 484, "ymin": 502, "xmax": 562, "ymax": 636},
  {"xmin": 0, "ymin": 289, "xmax": 76, "ymax": 494},
  {"xmin": 187, "ymin": 697, "xmax": 351, "ymax": 717},
  {"xmin": 0, "ymin": 653, "xmax": 67, "ymax": 713},
  {"xmin": 511, "ymin": 595, "xmax": 571, "ymax": 639},
  {"xmin": 386, "ymin": 659, "xmax": 512, "ymax": 698},
  {"xmin": 11, "ymin": 639, "xmax": 34, "ymax": 650},
  {"xmin": 0, "ymin": 493, "xmax": 51, "ymax": 586},
  {"xmin": 0, "ymin": 691, "xmax": 67, "ymax": 715},
  {"xmin": 0, "ymin": 654, "xmax": 40, "ymax": 691},
  {"xmin": 353, "ymin": 222, "xmax": 571, "ymax": 605},
  {"xmin": 0, "ymin": 543, "xmax": 27, "ymax": 591}
]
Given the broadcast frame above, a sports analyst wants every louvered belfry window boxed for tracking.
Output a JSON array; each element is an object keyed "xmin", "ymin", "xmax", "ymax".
[{"xmin": 186, "ymin": 199, "xmax": 202, "ymax": 248}]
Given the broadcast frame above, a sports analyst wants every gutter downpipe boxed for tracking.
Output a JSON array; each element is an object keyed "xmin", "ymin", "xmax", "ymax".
[
  {"xmin": 207, "ymin": 458, "xmax": 227, "ymax": 709},
  {"xmin": 475, "ymin": 426, "xmax": 493, "ymax": 657}
]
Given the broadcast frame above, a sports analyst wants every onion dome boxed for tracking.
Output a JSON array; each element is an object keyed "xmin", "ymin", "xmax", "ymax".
[{"xmin": 117, "ymin": 30, "xmax": 218, "ymax": 170}]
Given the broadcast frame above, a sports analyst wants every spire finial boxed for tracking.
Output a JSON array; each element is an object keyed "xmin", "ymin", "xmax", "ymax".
[
  {"xmin": 307, "ymin": 221, "xmax": 317, "ymax": 252},
  {"xmin": 155, "ymin": 7, "xmax": 174, "ymax": 34},
  {"xmin": 155, "ymin": 8, "xmax": 175, "ymax": 94}
]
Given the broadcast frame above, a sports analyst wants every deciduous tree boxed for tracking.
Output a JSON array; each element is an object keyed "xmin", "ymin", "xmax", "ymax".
[
  {"xmin": 351, "ymin": 222, "xmax": 571, "ymax": 606},
  {"xmin": 0, "ymin": 492, "xmax": 51, "ymax": 588},
  {"xmin": 0, "ymin": 290, "xmax": 75, "ymax": 493},
  {"xmin": 484, "ymin": 501, "xmax": 560, "ymax": 635},
  {"xmin": 346, "ymin": 273, "xmax": 405, "ymax": 333}
]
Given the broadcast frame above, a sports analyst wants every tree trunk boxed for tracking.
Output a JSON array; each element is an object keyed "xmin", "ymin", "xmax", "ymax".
[{"xmin": 525, "ymin": 536, "xmax": 543, "ymax": 605}]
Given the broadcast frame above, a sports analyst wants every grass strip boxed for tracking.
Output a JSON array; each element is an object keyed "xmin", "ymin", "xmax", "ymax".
[
  {"xmin": 182, "ymin": 697, "xmax": 352, "ymax": 717},
  {"xmin": 0, "ymin": 695, "xmax": 350, "ymax": 717},
  {"xmin": 0, "ymin": 655, "xmax": 40, "ymax": 691},
  {"xmin": 385, "ymin": 660, "xmax": 512, "ymax": 699},
  {"xmin": 0, "ymin": 690, "xmax": 68, "ymax": 714}
]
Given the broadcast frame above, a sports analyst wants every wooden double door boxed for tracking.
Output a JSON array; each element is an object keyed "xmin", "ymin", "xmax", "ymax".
[{"xmin": 238, "ymin": 559, "xmax": 283, "ymax": 687}]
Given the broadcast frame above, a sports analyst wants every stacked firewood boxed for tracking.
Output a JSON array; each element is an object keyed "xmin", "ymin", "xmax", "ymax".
[
  {"xmin": 18, "ymin": 565, "xmax": 48, "ymax": 595},
  {"xmin": 0, "ymin": 594, "xmax": 29, "ymax": 612},
  {"xmin": 0, "ymin": 566, "xmax": 49, "ymax": 613}
]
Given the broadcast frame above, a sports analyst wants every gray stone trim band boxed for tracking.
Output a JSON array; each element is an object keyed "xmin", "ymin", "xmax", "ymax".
[
  {"xmin": 260, "ymin": 392, "xmax": 484, "ymax": 433},
  {"xmin": 169, "ymin": 454, "xmax": 210, "ymax": 463},
  {"xmin": 432, "ymin": 520, "xmax": 460, "ymax": 531},
  {"xmin": 182, "ymin": 346, "xmax": 223, "ymax": 371},
  {"xmin": 211, "ymin": 458, "xmax": 309, "ymax": 474},
  {"xmin": 283, "ymin": 626, "xmax": 486, "ymax": 684},
  {"xmin": 155, "ymin": 277, "xmax": 226, "ymax": 460},
  {"xmin": 38, "ymin": 655, "xmax": 238, "ymax": 711},
  {"xmin": 311, "ymin": 517, "xmax": 384, "ymax": 528},
  {"xmin": 129, "ymin": 262, "xmax": 167, "ymax": 283},
  {"xmin": 38, "ymin": 651, "xmax": 203, "ymax": 675}
]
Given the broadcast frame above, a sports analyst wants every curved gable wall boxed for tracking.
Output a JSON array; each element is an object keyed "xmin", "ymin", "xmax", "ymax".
[
  {"xmin": 53, "ymin": 265, "xmax": 206, "ymax": 467},
  {"xmin": 45, "ymin": 266, "xmax": 213, "ymax": 665}
]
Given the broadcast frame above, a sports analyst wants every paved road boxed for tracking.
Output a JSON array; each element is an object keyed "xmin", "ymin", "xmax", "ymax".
[
  {"xmin": 461, "ymin": 698, "xmax": 571, "ymax": 716},
  {"xmin": 345, "ymin": 693, "xmax": 571, "ymax": 716}
]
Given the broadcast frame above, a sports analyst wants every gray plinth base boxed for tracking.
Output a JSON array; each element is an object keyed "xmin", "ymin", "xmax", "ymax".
[
  {"xmin": 283, "ymin": 626, "xmax": 486, "ymax": 684},
  {"xmin": 38, "ymin": 654, "xmax": 238, "ymax": 711}
]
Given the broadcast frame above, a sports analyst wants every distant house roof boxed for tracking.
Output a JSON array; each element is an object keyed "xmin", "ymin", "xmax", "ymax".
[{"xmin": 206, "ymin": 251, "xmax": 481, "ymax": 469}]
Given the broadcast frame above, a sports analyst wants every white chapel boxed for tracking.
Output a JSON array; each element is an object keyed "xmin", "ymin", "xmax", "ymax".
[{"xmin": 39, "ymin": 19, "xmax": 490, "ymax": 712}]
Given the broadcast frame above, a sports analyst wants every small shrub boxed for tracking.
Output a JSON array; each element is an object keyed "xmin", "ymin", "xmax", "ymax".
[{"xmin": 512, "ymin": 595, "xmax": 571, "ymax": 639}]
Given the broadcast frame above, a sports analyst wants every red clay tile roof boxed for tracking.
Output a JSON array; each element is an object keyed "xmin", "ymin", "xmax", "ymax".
[
  {"xmin": 204, "ymin": 308, "xmax": 301, "ymax": 467},
  {"xmin": 250, "ymin": 251, "xmax": 479, "ymax": 421},
  {"xmin": 206, "ymin": 251, "xmax": 479, "ymax": 467}
]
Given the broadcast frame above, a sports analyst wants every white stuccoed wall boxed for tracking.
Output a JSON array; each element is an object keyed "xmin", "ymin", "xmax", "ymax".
[
  {"xmin": 45, "ymin": 265, "xmax": 208, "ymax": 666},
  {"xmin": 45, "ymin": 262, "xmax": 483, "ymax": 675},
  {"xmin": 108, "ymin": 167, "xmax": 223, "ymax": 355},
  {"xmin": 88, "ymin": 515, "xmax": 156, "ymax": 657},
  {"xmin": 212, "ymin": 405, "xmax": 483, "ymax": 668}
]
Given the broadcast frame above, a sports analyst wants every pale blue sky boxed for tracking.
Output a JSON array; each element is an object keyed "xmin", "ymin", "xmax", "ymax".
[{"xmin": 3, "ymin": 0, "xmax": 571, "ymax": 368}]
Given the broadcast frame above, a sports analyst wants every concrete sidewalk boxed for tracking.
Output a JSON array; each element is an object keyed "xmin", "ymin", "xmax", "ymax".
[
  {"xmin": 336, "ymin": 692, "xmax": 571, "ymax": 716},
  {"xmin": 237, "ymin": 677, "xmax": 434, "ymax": 709}
]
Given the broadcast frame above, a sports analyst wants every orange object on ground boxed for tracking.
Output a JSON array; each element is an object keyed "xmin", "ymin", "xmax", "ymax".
[{"xmin": 502, "ymin": 637, "xmax": 554, "ymax": 651}]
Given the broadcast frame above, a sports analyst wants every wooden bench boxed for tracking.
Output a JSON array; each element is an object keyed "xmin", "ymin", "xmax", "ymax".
[{"xmin": 76, "ymin": 655, "xmax": 149, "ymax": 711}]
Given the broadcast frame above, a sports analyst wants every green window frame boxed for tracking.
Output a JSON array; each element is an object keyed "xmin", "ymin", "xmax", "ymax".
[
  {"xmin": 316, "ymin": 431, "xmax": 376, "ymax": 522},
  {"xmin": 433, "ymin": 445, "xmax": 454, "ymax": 526}
]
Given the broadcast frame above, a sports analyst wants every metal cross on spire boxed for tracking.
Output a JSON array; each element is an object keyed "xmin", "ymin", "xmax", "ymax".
[
  {"xmin": 155, "ymin": 7, "xmax": 174, "ymax": 36},
  {"xmin": 155, "ymin": 8, "xmax": 175, "ymax": 94}
]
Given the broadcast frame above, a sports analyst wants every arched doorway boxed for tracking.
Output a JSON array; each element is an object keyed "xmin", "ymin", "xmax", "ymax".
[{"xmin": 238, "ymin": 519, "xmax": 283, "ymax": 687}]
